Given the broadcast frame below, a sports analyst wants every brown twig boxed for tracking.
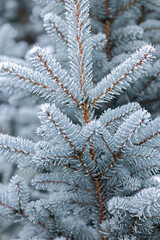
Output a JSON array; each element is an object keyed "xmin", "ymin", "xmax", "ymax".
[
  {"xmin": 90, "ymin": 51, "xmax": 152, "ymax": 106},
  {"xmin": 106, "ymin": 0, "xmax": 111, "ymax": 60}
]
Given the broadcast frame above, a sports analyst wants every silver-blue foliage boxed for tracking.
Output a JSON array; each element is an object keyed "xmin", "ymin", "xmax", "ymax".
[{"xmin": 0, "ymin": 0, "xmax": 160, "ymax": 239}]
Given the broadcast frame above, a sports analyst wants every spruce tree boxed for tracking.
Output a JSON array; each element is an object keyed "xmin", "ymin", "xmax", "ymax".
[{"xmin": 0, "ymin": 0, "xmax": 160, "ymax": 239}]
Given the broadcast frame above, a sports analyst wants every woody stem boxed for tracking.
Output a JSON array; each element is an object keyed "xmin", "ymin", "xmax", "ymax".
[{"xmin": 106, "ymin": 0, "xmax": 111, "ymax": 60}]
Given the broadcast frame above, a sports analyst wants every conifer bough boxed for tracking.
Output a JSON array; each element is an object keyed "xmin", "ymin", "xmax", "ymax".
[{"xmin": 0, "ymin": 0, "xmax": 160, "ymax": 239}]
